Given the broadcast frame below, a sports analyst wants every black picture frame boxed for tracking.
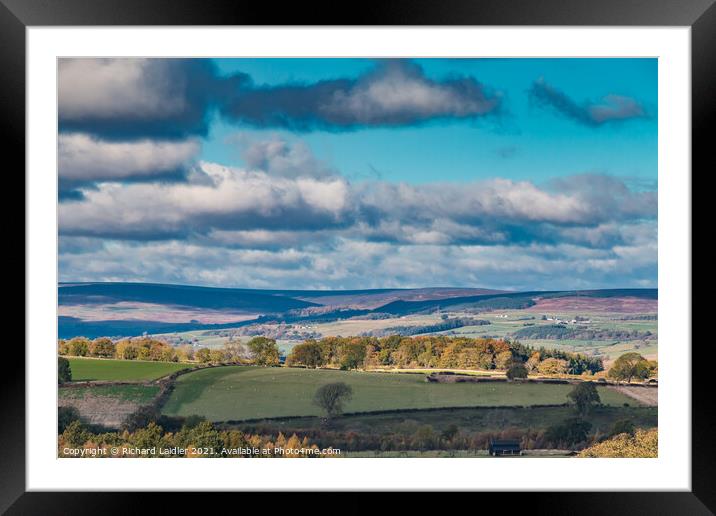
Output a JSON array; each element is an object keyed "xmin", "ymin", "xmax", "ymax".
[{"xmin": 3, "ymin": 0, "xmax": 711, "ymax": 512}]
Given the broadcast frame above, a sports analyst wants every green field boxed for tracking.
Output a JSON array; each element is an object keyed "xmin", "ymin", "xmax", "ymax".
[
  {"xmin": 59, "ymin": 384, "xmax": 160, "ymax": 404},
  {"xmin": 235, "ymin": 405, "xmax": 657, "ymax": 437},
  {"xmin": 162, "ymin": 366, "xmax": 639, "ymax": 421},
  {"xmin": 67, "ymin": 358, "xmax": 191, "ymax": 381}
]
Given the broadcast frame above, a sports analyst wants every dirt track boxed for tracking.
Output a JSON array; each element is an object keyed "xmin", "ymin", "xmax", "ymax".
[{"xmin": 608, "ymin": 385, "xmax": 658, "ymax": 406}]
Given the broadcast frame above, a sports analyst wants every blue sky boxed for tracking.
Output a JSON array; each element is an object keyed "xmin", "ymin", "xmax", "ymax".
[
  {"xmin": 206, "ymin": 58, "xmax": 657, "ymax": 185},
  {"xmin": 57, "ymin": 58, "xmax": 657, "ymax": 291}
]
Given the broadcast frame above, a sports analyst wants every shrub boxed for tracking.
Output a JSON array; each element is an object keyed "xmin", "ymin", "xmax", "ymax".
[
  {"xmin": 506, "ymin": 363, "xmax": 529, "ymax": 380},
  {"xmin": 58, "ymin": 357, "xmax": 72, "ymax": 384}
]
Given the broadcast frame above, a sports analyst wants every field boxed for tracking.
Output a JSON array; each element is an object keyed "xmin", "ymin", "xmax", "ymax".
[
  {"xmin": 59, "ymin": 384, "xmax": 160, "ymax": 403},
  {"xmin": 67, "ymin": 357, "xmax": 191, "ymax": 382},
  {"xmin": 235, "ymin": 404, "xmax": 657, "ymax": 436},
  {"xmin": 162, "ymin": 366, "xmax": 639, "ymax": 421},
  {"xmin": 59, "ymin": 384, "xmax": 160, "ymax": 428}
]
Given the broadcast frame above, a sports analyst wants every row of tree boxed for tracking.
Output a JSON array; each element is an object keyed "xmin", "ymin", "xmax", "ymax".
[
  {"xmin": 58, "ymin": 419, "xmax": 326, "ymax": 458},
  {"xmin": 285, "ymin": 335, "xmax": 605, "ymax": 374},
  {"xmin": 59, "ymin": 334, "xmax": 655, "ymax": 381},
  {"xmin": 58, "ymin": 336, "xmax": 281, "ymax": 366}
]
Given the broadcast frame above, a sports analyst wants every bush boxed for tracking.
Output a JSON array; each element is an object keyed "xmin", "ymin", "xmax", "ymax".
[
  {"xmin": 58, "ymin": 357, "xmax": 72, "ymax": 384},
  {"xmin": 609, "ymin": 419, "xmax": 636, "ymax": 437},
  {"xmin": 545, "ymin": 418, "xmax": 592, "ymax": 447},
  {"xmin": 58, "ymin": 405, "xmax": 81, "ymax": 433},
  {"xmin": 579, "ymin": 428, "xmax": 657, "ymax": 457},
  {"xmin": 506, "ymin": 363, "xmax": 528, "ymax": 380}
]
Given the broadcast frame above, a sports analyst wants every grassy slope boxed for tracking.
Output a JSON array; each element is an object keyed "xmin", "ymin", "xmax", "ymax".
[
  {"xmin": 162, "ymin": 366, "xmax": 638, "ymax": 421},
  {"xmin": 59, "ymin": 384, "xmax": 160, "ymax": 404},
  {"xmin": 238, "ymin": 405, "xmax": 657, "ymax": 436},
  {"xmin": 67, "ymin": 357, "xmax": 191, "ymax": 381}
]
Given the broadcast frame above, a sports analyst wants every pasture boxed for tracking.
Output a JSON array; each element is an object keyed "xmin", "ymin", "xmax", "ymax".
[
  {"xmin": 59, "ymin": 384, "xmax": 160, "ymax": 404},
  {"xmin": 162, "ymin": 366, "xmax": 639, "ymax": 421},
  {"xmin": 67, "ymin": 357, "xmax": 191, "ymax": 382},
  {"xmin": 234, "ymin": 405, "xmax": 657, "ymax": 437}
]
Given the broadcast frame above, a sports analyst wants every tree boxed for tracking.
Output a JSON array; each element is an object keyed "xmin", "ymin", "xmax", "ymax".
[
  {"xmin": 58, "ymin": 339, "xmax": 70, "ymax": 355},
  {"xmin": 195, "ymin": 347, "xmax": 212, "ymax": 363},
  {"xmin": 287, "ymin": 340, "xmax": 324, "ymax": 368},
  {"xmin": 67, "ymin": 336, "xmax": 90, "ymax": 357},
  {"xmin": 339, "ymin": 342, "xmax": 366, "ymax": 370},
  {"xmin": 506, "ymin": 362, "xmax": 529, "ymax": 381},
  {"xmin": 222, "ymin": 340, "xmax": 249, "ymax": 363},
  {"xmin": 579, "ymin": 428, "xmax": 657, "ymax": 458},
  {"xmin": 89, "ymin": 337, "xmax": 115, "ymax": 358},
  {"xmin": 537, "ymin": 357, "xmax": 568, "ymax": 375},
  {"xmin": 115, "ymin": 339, "xmax": 138, "ymax": 360},
  {"xmin": 609, "ymin": 419, "xmax": 636, "ymax": 437},
  {"xmin": 567, "ymin": 382, "xmax": 601, "ymax": 415},
  {"xmin": 494, "ymin": 350, "xmax": 513, "ymax": 370},
  {"xmin": 525, "ymin": 351, "xmax": 541, "ymax": 372},
  {"xmin": 545, "ymin": 418, "xmax": 592, "ymax": 447},
  {"xmin": 247, "ymin": 337, "xmax": 280, "ymax": 366},
  {"xmin": 58, "ymin": 406, "xmax": 81, "ymax": 433},
  {"xmin": 313, "ymin": 382, "xmax": 353, "ymax": 418},
  {"xmin": 58, "ymin": 356, "xmax": 72, "ymax": 384},
  {"xmin": 608, "ymin": 352, "xmax": 651, "ymax": 383}
]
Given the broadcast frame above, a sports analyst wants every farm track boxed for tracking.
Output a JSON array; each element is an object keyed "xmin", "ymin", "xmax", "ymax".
[{"xmin": 609, "ymin": 385, "xmax": 658, "ymax": 406}]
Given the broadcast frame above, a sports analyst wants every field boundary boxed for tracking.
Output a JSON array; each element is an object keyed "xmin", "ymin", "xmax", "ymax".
[{"xmin": 215, "ymin": 402, "xmax": 657, "ymax": 427}]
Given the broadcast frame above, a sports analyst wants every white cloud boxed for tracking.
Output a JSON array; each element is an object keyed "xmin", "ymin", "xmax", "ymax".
[
  {"xmin": 59, "ymin": 133, "xmax": 201, "ymax": 182},
  {"xmin": 58, "ymin": 59, "xmax": 187, "ymax": 120}
]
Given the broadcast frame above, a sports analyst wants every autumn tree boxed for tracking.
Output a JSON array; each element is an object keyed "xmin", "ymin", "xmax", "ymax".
[
  {"xmin": 247, "ymin": 337, "xmax": 280, "ymax": 366},
  {"xmin": 67, "ymin": 336, "xmax": 90, "ymax": 357},
  {"xmin": 313, "ymin": 382, "xmax": 353, "ymax": 418},
  {"xmin": 287, "ymin": 340, "xmax": 324, "ymax": 368},
  {"xmin": 537, "ymin": 357, "xmax": 568, "ymax": 376},
  {"xmin": 195, "ymin": 347, "xmax": 212, "ymax": 363},
  {"xmin": 579, "ymin": 428, "xmax": 657, "ymax": 458},
  {"xmin": 89, "ymin": 337, "xmax": 115, "ymax": 358},
  {"xmin": 608, "ymin": 352, "xmax": 652, "ymax": 383}
]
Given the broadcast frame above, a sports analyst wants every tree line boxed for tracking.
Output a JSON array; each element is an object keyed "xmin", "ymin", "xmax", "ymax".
[
  {"xmin": 286, "ymin": 335, "xmax": 605, "ymax": 375},
  {"xmin": 58, "ymin": 336, "xmax": 281, "ymax": 366}
]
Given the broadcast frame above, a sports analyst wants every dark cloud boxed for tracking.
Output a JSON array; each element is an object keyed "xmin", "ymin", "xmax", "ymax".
[
  {"xmin": 58, "ymin": 59, "xmax": 248, "ymax": 140},
  {"xmin": 222, "ymin": 60, "xmax": 502, "ymax": 130},
  {"xmin": 529, "ymin": 78, "xmax": 647, "ymax": 127},
  {"xmin": 58, "ymin": 59, "xmax": 503, "ymax": 139}
]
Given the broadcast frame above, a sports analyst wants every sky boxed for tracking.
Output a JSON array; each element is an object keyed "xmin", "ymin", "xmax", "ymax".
[{"xmin": 57, "ymin": 58, "xmax": 657, "ymax": 291}]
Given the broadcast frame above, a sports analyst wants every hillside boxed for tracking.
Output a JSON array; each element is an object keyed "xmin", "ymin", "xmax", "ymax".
[{"xmin": 58, "ymin": 282, "xmax": 657, "ymax": 340}]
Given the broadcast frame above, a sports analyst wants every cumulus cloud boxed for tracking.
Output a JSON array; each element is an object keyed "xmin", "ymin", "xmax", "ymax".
[
  {"xmin": 58, "ymin": 140, "xmax": 656, "ymax": 255},
  {"xmin": 529, "ymin": 78, "xmax": 647, "ymax": 126},
  {"xmin": 223, "ymin": 60, "xmax": 502, "ymax": 130},
  {"xmin": 59, "ymin": 133, "xmax": 201, "ymax": 183},
  {"xmin": 59, "ymin": 59, "xmax": 501, "ymax": 137},
  {"xmin": 58, "ymin": 237, "xmax": 657, "ymax": 291},
  {"xmin": 232, "ymin": 135, "xmax": 336, "ymax": 179},
  {"xmin": 59, "ymin": 162, "xmax": 352, "ymax": 240},
  {"xmin": 58, "ymin": 58, "xmax": 247, "ymax": 140}
]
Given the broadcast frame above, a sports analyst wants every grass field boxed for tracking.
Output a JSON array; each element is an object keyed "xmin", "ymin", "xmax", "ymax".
[
  {"xmin": 67, "ymin": 357, "xmax": 191, "ymax": 382},
  {"xmin": 162, "ymin": 366, "xmax": 640, "ymax": 421},
  {"xmin": 235, "ymin": 404, "xmax": 657, "ymax": 437},
  {"xmin": 59, "ymin": 384, "xmax": 160, "ymax": 404}
]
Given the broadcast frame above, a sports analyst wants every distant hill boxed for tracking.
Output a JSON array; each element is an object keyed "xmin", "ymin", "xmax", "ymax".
[
  {"xmin": 59, "ymin": 282, "xmax": 319, "ymax": 312},
  {"xmin": 57, "ymin": 282, "xmax": 657, "ymax": 339}
]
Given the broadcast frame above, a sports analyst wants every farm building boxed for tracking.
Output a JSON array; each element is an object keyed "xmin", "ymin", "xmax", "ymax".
[{"xmin": 488, "ymin": 439, "xmax": 522, "ymax": 456}]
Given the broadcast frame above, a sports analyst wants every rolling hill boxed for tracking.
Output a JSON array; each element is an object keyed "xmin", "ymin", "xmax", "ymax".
[{"xmin": 57, "ymin": 282, "xmax": 657, "ymax": 339}]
